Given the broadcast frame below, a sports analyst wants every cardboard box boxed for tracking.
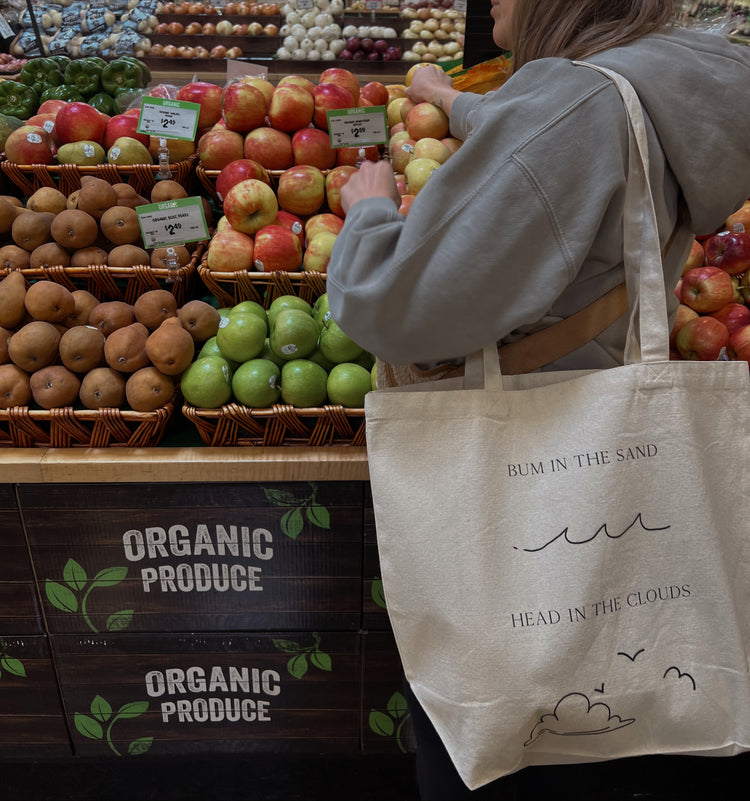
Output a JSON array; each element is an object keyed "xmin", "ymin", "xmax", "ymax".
[
  {"xmin": 20, "ymin": 482, "xmax": 365, "ymax": 634},
  {"xmin": 0, "ymin": 635, "xmax": 72, "ymax": 758},
  {"xmin": 51, "ymin": 631, "xmax": 362, "ymax": 756},
  {"xmin": 0, "ymin": 486, "xmax": 43, "ymax": 634}
]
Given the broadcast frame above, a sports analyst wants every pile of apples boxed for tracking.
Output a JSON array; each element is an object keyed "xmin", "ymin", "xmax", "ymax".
[{"xmin": 671, "ymin": 199, "xmax": 750, "ymax": 365}]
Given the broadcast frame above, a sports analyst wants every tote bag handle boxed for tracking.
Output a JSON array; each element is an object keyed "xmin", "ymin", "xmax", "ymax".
[{"xmin": 465, "ymin": 63, "xmax": 671, "ymax": 390}]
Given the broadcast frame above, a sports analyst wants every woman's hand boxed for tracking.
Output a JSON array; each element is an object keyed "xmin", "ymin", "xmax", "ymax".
[
  {"xmin": 341, "ymin": 159, "xmax": 401, "ymax": 215},
  {"xmin": 406, "ymin": 64, "xmax": 460, "ymax": 115}
]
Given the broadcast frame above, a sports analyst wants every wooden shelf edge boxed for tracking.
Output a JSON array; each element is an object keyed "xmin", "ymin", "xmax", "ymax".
[{"xmin": 0, "ymin": 446, "xmax": 370, "ymax": 484}]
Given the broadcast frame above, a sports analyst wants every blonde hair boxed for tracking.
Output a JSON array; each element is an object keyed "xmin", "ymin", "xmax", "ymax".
[{"xmin": 510, "ymin": 0, "xmax": 680, "ymax": 70}]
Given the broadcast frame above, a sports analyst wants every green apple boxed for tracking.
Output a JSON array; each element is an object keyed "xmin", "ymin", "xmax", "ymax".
[
  {"xmin": 216, "ymin": 312, "xmax": 266, "ymax": 362},
  {"xmin": 180, "ymin": 356, "xmax": 233, "ymax": 408}
]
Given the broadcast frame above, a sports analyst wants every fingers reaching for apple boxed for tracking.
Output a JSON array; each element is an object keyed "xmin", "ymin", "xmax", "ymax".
[
  {"xmin": 341, "ymin": 160, "xmax": 402, "ymax": 216},
  {"xmin": 406, "ymin": 64, "xmax": 457, "ymax": 109}
]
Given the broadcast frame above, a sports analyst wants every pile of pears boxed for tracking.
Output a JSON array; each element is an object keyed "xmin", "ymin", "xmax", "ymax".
[
  {"xmin": 0, "ymin": 177, "xmax": 208, "ymax": 274},
  {"xmin": 0, "ymin": 274, "xmax": 221, "ymax": 413}
]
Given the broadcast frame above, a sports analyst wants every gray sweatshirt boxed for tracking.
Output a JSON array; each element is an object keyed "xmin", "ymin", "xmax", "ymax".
[{"xmin": 326, "ymin": 28, "xmax": 750, "ymax": 370}]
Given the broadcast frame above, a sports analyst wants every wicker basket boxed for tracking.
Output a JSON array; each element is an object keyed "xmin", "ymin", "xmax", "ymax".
[
  {"xmin": 0, "ymin": 156, "xmax": 197, "ymax": 198},
  {"xmin": 0, "ymin": 243, "xmax": 204, "ymax": 305},
  {"xmin": 182, "ymin": 402, "xmax": 366, "ymax": 447},
  {"xmin": 197, "ymin": 257, "xmax": 327, "ymax": 309},
  {"xmin": 0, "ymin": 400, "xmax": 176, "ymax": 448}
]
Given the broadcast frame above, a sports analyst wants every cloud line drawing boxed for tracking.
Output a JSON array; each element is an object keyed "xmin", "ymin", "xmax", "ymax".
[
  {"xmin": 663, "ymin": 666, "xmax": 696, "ymax": 691},
  {"xmin": 524, "ymin": 692, "xmax": 635, "ymax": 747}
]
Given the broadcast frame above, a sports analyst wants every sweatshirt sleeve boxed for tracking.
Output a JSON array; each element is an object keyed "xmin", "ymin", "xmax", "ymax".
[{"xmin": 326, "ymin": 67, "xmax": 628, "ymax": 366}]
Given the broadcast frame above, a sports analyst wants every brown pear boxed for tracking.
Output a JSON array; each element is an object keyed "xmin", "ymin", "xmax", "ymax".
[
  {"xmin": 0, "ymin": 326, "xmax": 11, "ymax": 364},
  {"xmin": 151, "ymin": 245, "xmax": 190, "ymax": 270},
  {"xmin": 150, "ymin": 180, "xmax": 189, "ymax": 203},
  {"xmin": 145, "ymin": 317, "xmax": 195, "ymax": 375},
  {"xmin": 100, "ymin": 206, "xmax": 142, "ymax": 246},
  {"xmin": 12, "ymin": 211, "xmax": 55, "ymax": 252},
  {"xmin": 29, "ymin": 242, "xmax": 71, "ymax": 269},
  {"xmin": 88, "ymin": 301, "xmax": 135, "ymax": 336},
  {"xmin": 24, "ymin": 280, "xmax": 75, "ymax": 323},
  {"xmin": 50, "ymin": 209, "xmax": 99, "ymax": 250},
  {"xmin": 7, "ymin": 321, "xmax": 61, "ymax": 371},
  {"xmin": 133, "ymin": 289, "xmax": 178, "ymax": 331},
  {"xmin": 64, "ymin": 290, "xmax": 100, "ymax": 328},
  {"xmin": 0, "ymin": 245, "xmax": 31, "ymax": 271},
  {"xmin": 76, "ymin": 177, "xmax": 117, "ymax": 220},
  {"xmin": 0, "ymin": 198, "xmax": 25, "ymax": 237},
  {"xmin": 70, "ymin": 246, "xmax": 109, "ymax": 269},
  {"xmin": 108, "ymin": 245, "xmax": 150, "ymax": 269},
  {"xmin": 79, "ymin": 366, "xmax": 127, "ymax": 409},
  {"xmin": 0, "ymin": 270, "xmax": 28, "ymax": 328},
  {"xmin": 104, "ymin": 321, "xmax": 150, "ymax": 373},
  {"xmin": 0, "ymin": 196, "xmax": 23, "ymax": 207},
  {"xmin": 59, "ymin": 325, "xmax": 106, "ymax": 373},
  {"xmin": 67, "ymin": 189, "xmax": 80, "ymax": 210},
  {"xmin": 27, "ymin": 187, "xmax": 68, "ymax": 215},
  {"xmin": 177, "ymin": 299, "xmax": 221, "ymax": 343},
  {"xmin": 125, "ymin": 365, "xmax": 174, "ymax": 411},
  {"xmin": 112, "ymin": 183, "xmax": 149, "ymax": 209},
  {"xmin": 30, "ymin": 364, "xmax": 81, "ymax": 409},
  {"xmin": 0, "ymin": 363, "xmax": 32, "ymax": 409}
]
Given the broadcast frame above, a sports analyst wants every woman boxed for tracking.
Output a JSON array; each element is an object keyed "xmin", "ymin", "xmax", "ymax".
[{"xmin": 326, "ymin": 1, "xmax": 750, "ymax": 798}]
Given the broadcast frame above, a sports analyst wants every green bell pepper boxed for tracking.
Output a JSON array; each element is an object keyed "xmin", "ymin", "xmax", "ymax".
[
  {"xmin": 19, "ymin": 58, "xmax": 65, "ymax": 93},
  {"xmin": 88, "ymin": 91, "xmax": 117, "ymax": 115},
  {"xmin": 0, "ymin": 82, "xmax": 40, "ymax": 119},
  {"xmin": 39, "ymin": 84, "xmax": 86, "ymax": 104},
  {"xmin": 101, "ymin": 58, "xmax": 146, "ymax": 96},
  {"xmin": 118, "ymin": 57, "xmax": 151, "ymax": 86},
  {"xmin": 63, "ymin": 58, "xmax": 103, "ymax": 97},
  {"xmin": 49, "ymin": 55, "xmax": 72, "ymax": 72}
]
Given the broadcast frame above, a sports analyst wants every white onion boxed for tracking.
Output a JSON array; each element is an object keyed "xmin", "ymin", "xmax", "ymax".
[
  {"xmin": 307, "ymin": 49, "xmax": 321, "ymax": 59},
  {"xmin": 292, "ymin": 48, "xmax": 307, "ymax": 60},
  {"xmin": 314, "ymin": 37, "xmax": 327, "ymax": 52},
  {"xmin": 301, "ymin": 12, "xmax": 317, "ymax": 26},
  {"xmin": 286, "ymin": 11, "xmax": 301, "ymax": 24},
  {"xmin": 342, "ymin": 25, "xmax": 358, "ymax": 36},
  {"xmin": 321, "ymin": 50, "xmax": 336, "ymax": 60},
  {"xmin": 290, "ymin": 23, "xmax": 307, "ymax": 40},
  {"xmin": 276, "ymin": 46, "xmax": 292, "ymax": 59},
  {"xmin": 315, "ymin": 12, "xmax": 333, "ymax": 27},
  {"xmin": 283, "ymin": 35, "xmax": 299, "ymax": 50},
  {"xmin": 328, "ymin": 38, "xmax": 345, "ymax": 55}
]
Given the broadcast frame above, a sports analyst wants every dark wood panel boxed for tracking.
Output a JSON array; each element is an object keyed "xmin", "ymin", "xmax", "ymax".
[{"xmin": 0, "ymin": 583, "xmax": 43, "ymax": 634}]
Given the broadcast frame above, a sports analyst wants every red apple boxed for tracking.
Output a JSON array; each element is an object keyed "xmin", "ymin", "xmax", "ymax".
[
  {"xmin": 54, "ymin": 102, "xmax": 107, "ymax": 145},
  {"xmin": 237, "ymin": 76, "xmax": 275, "ymax": 106},
  {"xmin": 679, "ymin": 266, "xmax": 735, "ymax": 313},
  {"xmin": 302, "ymin": 231, "xmax": 338, "ymax": 273},
  {"xmin": 325, "ymin": 165, "xmax": 357, "ymax": 217},
  {"xmin": 311, "ymin": 83, "xmax": 355, "ymax": 131},
  {"xmin": 335, "ymin": 144, "xmax": 379, "ymax": 167},
  {"xmin": 304, "ymin": 212, "xmax": 344, "ymax": 242},
  {"xmin": 276, "ymin": 75, "xmax": 316, "ymax": 96},
  {"xmin": 104, "ymin": 113, "xmax": 150, "ymax": 150},
  {"xmin": 405, "ymin": 102, "xmax": 450, "ymax": 141},
  {"xmin": 25, "ymin": 112, "xmax": 59, "ymax": 144},
  {"xmin": 223, "ymin": 178, "xmax": 279, "ymax": 235},
  {"xmin": 177, "ymin": 81, "xmax": 223, "ymax": 128},
  {"xmin": 220, "ymin": 81, "xmax": 267, "ymax": 134},
  {"xmin": 273, "ymin": 209, "xmax": 305, "ymax": 247},
  {"xmin": 388, "ymin": 137, "xmax": 416, "ymax": 173},
  {"xmin": 3, "ymin": 125, "xmax": 55, "ymax": 164},
  {"xmin": 703, "ymin": 228, "xmax": 750, "ymax": 276},
  {"xmin": 37, "ymin": 99, "xmax": 68, "ymax": 115},
  {"xmin": 215, "ymin": 158, "xmax": 270, "ymax": 201},
  {"xmin": 709, "ymin": 302, "xmax": 750, "ymax": 335},
  {"xmin": 398, "ymin": 194, "xmax": 416, "ymax": 217},
  {"xmin": 197, "ymin": 127, "xmax": 245, "ymax": 170},
  {"xmin": 268, "ymin": 84, "xmax": 315, "ymax": 133},
  {"xmin": 674, "ymin": 316, "xmax": 730, "ymax": 361},
  {"xmin": 682, "ymin": 238, "xmax": 705, "ymax": 275},
  {"xmin": 359, "ymin": 80, "xmax": 389, "ymax": 107},
  {"xmin": 276, "ymin": 165, "xmax": 326, "ymax": 217},
  {"xmin": 206, "ymin": 228, "xmax": 255, "ymax": 271},
  {"xmin": 146, "ymin": 83, "xmax": 179, "ymax": 100},
  {"xmin": 728, "ymin": 323, "xmax": 750, "ymax": 363},
  {"xmin": 243, "ymin": 127, "xmax": 294, "ymax": 171},
  {"xmin": 318, "ymin": 67, "xmax": 361, "ymax": 105},
  {"xmin": 726, "ymin": 201, "xmax": 750, "ymax": 232},
  {"xmin": 252, "ymin": 224, "xmax": 303, "ymax": 272},
  {"xmin": 291, "ymin": 127, "xmax": 336, "ymax": 169},
  {"xmin": 669, "ymin": 303, "xmax": 699, "ymax": 347}
]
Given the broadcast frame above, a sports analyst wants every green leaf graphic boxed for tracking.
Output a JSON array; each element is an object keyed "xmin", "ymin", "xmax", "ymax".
[
  {"xmin": 106, "ymin": 610, "xmax": 134, "ymax": 632},
  {"xmin": 306, "ymin": 504, "xmax": 331, "ymax": 529},
  {"xmin": 91, "ymin": 566, "xmax": 128, "ymax": 588},
  {"xmin": 310, "ymin": 651, "xmax": 332, "ymax": 672},
  {"xmin": 263, "ymin": 488, "xmax": 298, "ymax": 506},
  {"xmin": 128, "ymin": 736, "xmax": 154, "ymax": 756},
  {"xmin": 45, "ymin": 580, "xmax": 78, "ymax": 613},
  {"xmin": 272, "ymin": 638, "xmax": 302, "ymax": 654},
  {"xmin": 281, "ymin": 507, "xmax": 305, "ymax": 539},
  {"xmin": 369, "ymin": 709, "xmax": 395, "ymax": 737},
  {"xmin": 0, "ymin": 656, "xmax": 26, "ymax": 677},
  {"xmin": 371, "ymin": 578, "xmax": 386, "ymax": 609},
  {"xmin": 75, "ymin": 712, "xmax": 104, "ymax": 740},
  {"xmin": 288, "ymin": 653, "xmax": 308, "ymax": 679},
  {"xmin": 91, "ymin": 695, "xmax": 112, "ymax": 723},
  {"xmin": 387, "ymin": 691, "xmax": 408, "ymax": 719},
  {"xmin": 63, "ymin": 558, "xmax": 88, "ymax": 592},
  {"xmin": 115, "ymin": 701, "xmax": 149, "ymax": 720}
]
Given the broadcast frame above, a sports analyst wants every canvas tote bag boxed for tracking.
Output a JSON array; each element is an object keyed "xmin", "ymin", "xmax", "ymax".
[{"xmin": 364, "ymin": 63, "xmax": 750, "ymax": 790}]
